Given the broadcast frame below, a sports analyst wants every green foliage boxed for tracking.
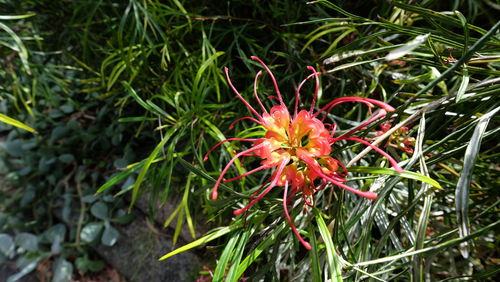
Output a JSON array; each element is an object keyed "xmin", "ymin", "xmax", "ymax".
[{"xmin": 1, "ymin": 0, "xmax": 499, "ymax": 281}]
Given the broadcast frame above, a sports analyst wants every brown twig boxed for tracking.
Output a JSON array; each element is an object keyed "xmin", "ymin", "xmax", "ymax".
[{"xmin": 75, "ymin": 168, "xmax": 86, "ymax": 246}]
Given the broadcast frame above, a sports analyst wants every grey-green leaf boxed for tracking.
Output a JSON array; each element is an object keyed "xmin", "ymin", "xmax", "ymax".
[
  {"xmin": 80, "ymin": 222, "xmax": 104, "ymax": 243},
  {"xmin": 90, "ymin": 201, "xmax": 109, "ymax": 220},
  {"xmin": 15, "ymin": 233, "xmax": 38, "ymax": 252},
  {"xmin": 455, "ymin": 106, "xmax": 500, "ymax": 258},
  {"xmin": 52, "ymin": 258, "xmax": 73, "ymax": 282},
  {"xmin": 101, "ymin": 224, "xmax": 119, "ymax": 246},
  {"xmin": 0, "ymin": 233, "xmax": 15, "ymax": 258}
]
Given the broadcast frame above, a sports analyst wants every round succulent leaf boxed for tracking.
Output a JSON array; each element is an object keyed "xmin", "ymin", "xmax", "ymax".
[
  {"xmin": 0, "ymin": 233, "xmax": 15, "ymax": 258},
  {"xmin": 41, "ymin": 224, "xmax": 66, "ymax": 244},
  {"xmin": 101, "ymin": 224, "xmax": 119, "ymax": 246},
  {"xmin": 90, "ymin": 201, "xmax": 108, "ymax": 220},
  {"xmin": 52, "ymin": 257, "xmax": 73, "ymax": 282},
  {"xmin": 15, "ymin": 233, "xmax": 38, "ymax": 252},
  {"xmin": 80, "ymin": 222, "xmax": 103, "ymax": 243}
]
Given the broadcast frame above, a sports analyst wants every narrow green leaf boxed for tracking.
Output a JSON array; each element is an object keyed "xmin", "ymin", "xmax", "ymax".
[
  {"xmin": 118, "ymin": 117, "xmax": 157, "ymax": 122},
  {"xmin": 348, "ymin": 167, "xmax": 442, "ymax": 189},
  {"xmin": 455, "ymin": 67, "xmax": 469, "ymax": 102},
  {"xmin": 309, "ymin": 221, "xmax": 322, "ymax": 282},
  {"xmin": 314, "ymin": 208, "xmax": 342, "ymax": 282},
  {"xmin": 455, "ymin": 106, "xmax": 500, "ymax": 258},
  {"xmin": 385, "ymin": 33, "xmax": 429, "ymax": 61},
  {"xmin": 236, "ymin": 221, "xmax": 287, "ymax": 278},
  {"xmin": 326, "ymin": 58, "xmax": 384, "ymax": 74},
  {"xmin": 96, "ymin": 161, "xmax": 143, "ymax": 194},
  {"xmin": 0, "ymin": 22, "xmax": 30, "ymax": 74},
  {"xmin": 225, "ymin": 229, "xmax": 251, "ymax": 282},
  {"xmin": 355, "ymin": 220, "xmax": 500, "ymax": 267},
  {"xmin": 159, "ymin": 225, "xmax": 241, "ymax": 261},
  {"xmin": 0, "ymin": 113, "xmax": 37, "ymax": 133},
  {"xmin": 213, "ymin": 231, "xmax": 242, "ymax": 282},
  {"xmin": 177, "ymin": 158, "xmax": 241, "ymax": 195},
  {"xmin": 0, "ymin": 14, "xmax": 36, "ymax": 20},
  {"xmin": 130, "ymin": 127, "xmax": 177, "ymax": 210},
  {"xmin": 122, "ymin": 81, "xmax": 153, "ymax": 112}
]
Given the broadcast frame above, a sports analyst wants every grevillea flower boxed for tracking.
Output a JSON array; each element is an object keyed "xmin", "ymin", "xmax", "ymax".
[
  {"xmin": 375, "ymin": 122, "xmax": 416, "ymax": 154},
  {"xmin": 204, "ymin": 57, "xmax": 403, "ymax": 249}
]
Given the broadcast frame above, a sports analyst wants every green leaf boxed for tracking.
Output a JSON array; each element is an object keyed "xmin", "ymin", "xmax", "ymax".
[
  {"xmin": 455, "ymin": 106, "xmax": 499, "ymax": 258},
  {"xmin": 309, "ymin": 221, "xmax": 322, "ymax": 282},
  {"xmin": 122, "ymin": 81, "xmax": 153, "ymax": 112},
  {"xmin": 42, "ymin": 224, "xmax": 66, "ymax": 244},
  {"xmin": 52, "ymin": 257, "xmax": 73, "ymax": 282},
  {"xmin": 90, "ymin": 201, "xmax": 109, "ymax": 220},
  {"xmin": 0, "ymin": 233, "xmax": 15, "ymax": 258},
  {"xmin": 0, "ymin": 22, "xmax": 31, "ymax": 74},
  {"xmin": 7, "ymin": 257, "xmax": 40, "ymax": 282},
  {"xmin": 348, "ymin": 166, "xmax": 442, "ymax": 189},
  {"xmin": 236, "ymin": 221, "xmax": 287, "ymax": 278},
  {"xmin": 130, "ymin": 126, "xmax": 178, "ymax": 210},
  {"xmin": 0, "ymin": 14, "xmax": 36, "ymax": 20},
  {"xmin": 75, "ymin": 257, "xmax": 105, "ymax": 273},
  {"xmin": 213, "ymin": 231, "xmax": 241, "ymax": 282},
  {"xmin": 225, "ymin": 229, "xmax": 251, "ymax": 282},
  {"xmin": 101, "ymin": 224, "xmax": 119, "ymax": 246},
  {"xmin": 314, "ymin": 209, "xmax": 342, "ymax": 282},
  {"xmin": 58, "ymin": 154, "xmax": 75, "ymax": 164},
  {"xmin": 0, "ymin": 114, "xmax": 37, "ymax": 133},
  {"xmin": 455, "ymin": 67, "xmax": 469, "ymax": 102},
  {"xmin": 159, "ymin": 224, "xmax": 241, "ymax": 261},
  {"xmin": 96, "ymin": 161, "xmax": 143, "ymax": 194},
  {"xmin": 80, "ymin": 222, "xmax": 103, "ymax": 243},
  {"xmin": 385, "ymin": 34, "xmax": 430, "ymax": 61},
  {"xmin": 15, "ymin": 233, "xmax": 38, "ymax": 252}
]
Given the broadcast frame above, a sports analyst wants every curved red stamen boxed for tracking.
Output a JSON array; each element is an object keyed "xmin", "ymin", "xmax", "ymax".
[
  {"xmin": 229, "ymin": 116, "xmax": 262, "ymax": 129},
  {"xmin": 203, "ymin": 138, "xmax": 258, "ymax": 161},
  {"xmin": 212, "ymin": 143, "xmax": 266, "ymax": 200},
  {"xmin": 338, "ymin": 109, "xmax": 387, "ymax": 139},
  {"xmin": 283, "ymin": 181, "xmax": 312, "ymax": 250},
  {"xmin": 223, "ymin": 165, "xmax": 267, "ymax": 183},
  {"xmin": 224, "ymin": 67, "xmax": 263, "ymax": 120},
  {"xmin": 253, "ymin": 70, "xmax": 269, "ymax": 115},
  {"xmin": 332, "ymin": 158, "xmax": 348, "ymax": 177},
  {"xmin": 307, "ymin": 66, "xmax": 320, "ymax": 114},
  {"xmin": 250, "ymin": 56, "xmax": 285, "ymax": 107},
  {"xmin": 299, "ymin": 154, "xmax": 378, "ymax": 200},
  {"xmin": 243, "ymin": 180, "xmax": 270, "ymax": 223},
  {"xmin": 294, "ymin": 67, "xmax": 321, "ymax": 118},
  {"xmin": 333, "ymin": 137, "xmax": 403, "ymax": 172},
  {"xmin": 315, "ymin": 97, "xmax": 395, "ymax": 122},
  {"xmin": 233, "ymin": 157, "xmax": 289, "ymax": 215}
]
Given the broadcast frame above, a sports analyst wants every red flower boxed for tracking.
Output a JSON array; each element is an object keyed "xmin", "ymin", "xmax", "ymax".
[{"xmin": 205, "ymin": 57, "xmax": 402, "ymax": 249}]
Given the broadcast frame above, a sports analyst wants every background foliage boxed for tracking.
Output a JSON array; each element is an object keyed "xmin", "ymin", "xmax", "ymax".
[{"xmin": 0, "ymin": 0, "xmax": 499, "ymax": 281}]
